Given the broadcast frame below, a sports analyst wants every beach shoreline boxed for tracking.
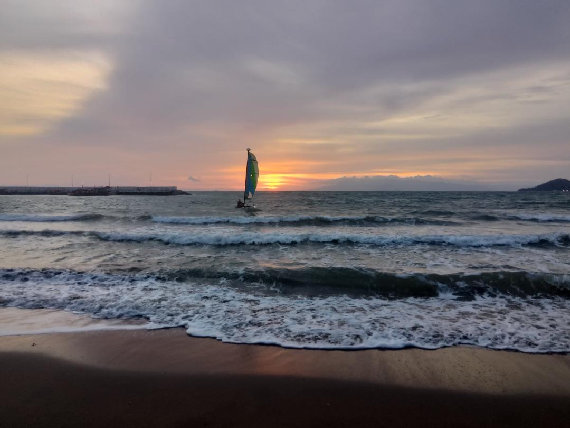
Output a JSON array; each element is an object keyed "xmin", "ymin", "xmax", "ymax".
[{"xmin": 1, "ymin": 309, "xmax": 569, "ymax": 427}]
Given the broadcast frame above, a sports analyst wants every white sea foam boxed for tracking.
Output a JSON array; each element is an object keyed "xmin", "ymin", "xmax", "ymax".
[
  {"xmin": 1, "ymin": 228, "xmax": 567, "ymax": 248},
  {"xmin": 151, "ymin": 215, "xmax": 455, "ymax": 226},
  {"xmin": 0, "ymin": 270, "xmax": 568, "ymax": 352},
  {"xmin": 94, "ymin": 230, "xmax": 569, "ymax": 248}
]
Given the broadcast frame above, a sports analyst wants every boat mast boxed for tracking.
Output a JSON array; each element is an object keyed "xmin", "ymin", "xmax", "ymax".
[{"xmin": 245, "ymin": 148, "xmax": 251, "ymax": 206}]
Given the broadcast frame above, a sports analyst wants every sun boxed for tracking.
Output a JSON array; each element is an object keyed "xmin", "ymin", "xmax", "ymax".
[{"xmin": 261, "ymin": 174, "xmax": 287, "ymax": 190}]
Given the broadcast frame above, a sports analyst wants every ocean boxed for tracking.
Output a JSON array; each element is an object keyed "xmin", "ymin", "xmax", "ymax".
[{"xmin": 0, "ymin": 191, "xmax": 568, "ymax": 353}]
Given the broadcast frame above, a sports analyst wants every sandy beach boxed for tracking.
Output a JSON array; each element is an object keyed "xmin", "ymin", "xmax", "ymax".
[
  {"xmin": 1, "ymin": 309, "xmax": 569, "ymax": 427},
  {"xmin": 3, "ymin": 0, "xmax": 570, "ymax": 426}
]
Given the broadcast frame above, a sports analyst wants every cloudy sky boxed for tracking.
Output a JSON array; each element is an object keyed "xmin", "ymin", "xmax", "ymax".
[{"xmin": 1, "ymin": 0, "xmax": 569, "ymax": 190}]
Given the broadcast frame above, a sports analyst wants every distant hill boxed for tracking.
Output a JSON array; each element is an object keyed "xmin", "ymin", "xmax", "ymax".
[
  {"xmin": 518, "ymin": 178, "xmax": 570, "ymax": 192},
  {"xmin": 317, "ymin": 175, "xmax": 499, "ymax": 191}
]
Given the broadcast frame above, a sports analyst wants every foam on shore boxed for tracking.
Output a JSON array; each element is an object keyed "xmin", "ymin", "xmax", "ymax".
[{"xmin": 1, "ymin": 312, "xmax": 569, "ymax": 396}]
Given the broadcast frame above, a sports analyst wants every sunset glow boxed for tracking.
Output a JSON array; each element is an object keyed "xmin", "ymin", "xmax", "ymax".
[
  {"xmin": 0, "ymin": 1, "xmax": 569, "ymax": 190},
  {"xmin": 260, "ymin": 174, "xmax": 287, "ymax": 190},
  {"xmin": 0, "ymin": 52, "xmax": 111, "ymax": 136}
]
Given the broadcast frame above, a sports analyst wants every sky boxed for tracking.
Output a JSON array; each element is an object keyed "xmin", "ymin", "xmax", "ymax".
[{"xmin": 1, "ymin": 0, "xmax": 569, "ymax": 191}]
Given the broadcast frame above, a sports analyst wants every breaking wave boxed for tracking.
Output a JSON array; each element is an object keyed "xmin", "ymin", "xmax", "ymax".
[
  {"xmin": 152, "ymin": 215, "xmax": 459, "ymax": 226},
  {"xmin": 1, "ymin": 268, "xmax": 568, "ymax": 352},
  {"xmin": 157, "ymin": 267, "xmax": 570, "ymax": 299},
  {"xmin": 2, "ymin": 267, "xmax": 568, "ymax": 300},
  {"xmin": 1, "ymin": 229, "xmax": 569, "ymax": 248},
  {"xmin": 2, "ymin": 211, "xmax": 567, "ymax": 226}
]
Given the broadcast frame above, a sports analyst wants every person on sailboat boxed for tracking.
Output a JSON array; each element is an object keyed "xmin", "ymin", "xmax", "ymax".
[{"xmin": 236, "ymin": 148, "xmax": 259, "ymax": 208}]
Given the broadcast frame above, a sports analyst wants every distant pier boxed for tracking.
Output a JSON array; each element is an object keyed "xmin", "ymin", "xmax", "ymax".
[{"xmin": 0, "ymin": 186, "xmax": 189, "ymax": 196}]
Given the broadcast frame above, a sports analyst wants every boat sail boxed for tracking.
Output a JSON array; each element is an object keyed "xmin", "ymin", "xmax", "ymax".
[{"xmin": 242, "ymin": 148, "xmax": 259, "ymax": 207}]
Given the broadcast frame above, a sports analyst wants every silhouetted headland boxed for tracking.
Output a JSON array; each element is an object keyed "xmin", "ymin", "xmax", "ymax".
[{"xmin": 518, "ymin": 178, "xmax": 570, "ymax": 192}]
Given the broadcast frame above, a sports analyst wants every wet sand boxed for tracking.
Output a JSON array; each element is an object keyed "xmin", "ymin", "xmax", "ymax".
[{"xmin": 1, "ymin": 309, "xmax": 569, "ymax": 427}]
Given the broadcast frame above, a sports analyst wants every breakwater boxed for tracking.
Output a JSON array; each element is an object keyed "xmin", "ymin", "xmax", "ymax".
[{"xmin": 0, "ymin": 186, "xmax": 188, "ymax": 196}]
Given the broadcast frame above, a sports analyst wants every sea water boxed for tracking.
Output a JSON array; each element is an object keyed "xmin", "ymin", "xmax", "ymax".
[{"xmin": 0, "ymin": 191, "xmax": 568, "ymax": 352}]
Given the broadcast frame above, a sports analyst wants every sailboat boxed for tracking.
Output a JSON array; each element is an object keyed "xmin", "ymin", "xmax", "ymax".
[{"xmin": 238, "ymin": 148, "xmax": 259, "ymax": 208}]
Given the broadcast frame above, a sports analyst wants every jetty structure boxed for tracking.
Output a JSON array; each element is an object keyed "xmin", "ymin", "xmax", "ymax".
[{"xmin": 0, "ymin": 186, "xmax": 189, "ymax": 196}]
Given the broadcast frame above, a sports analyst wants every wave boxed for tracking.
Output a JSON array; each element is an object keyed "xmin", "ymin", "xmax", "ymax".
[
  {"xmin": 0, "ymin": 230, "xmax": 85, "ymax": 238},
  {"xmin": 2, "ymin": 267, "xmax": 568, "ymax": 300},
  {"xmin": 507, "ymin": 213, "xmax": 570, "ymax": 223},
  {"xmin": 1, "ymin": 229, "xmax": 569, "ymax": 248},
  {"xmin": 1, "ymin": 268, "xmax": 568, "ymax": 352},
  {"xmin": 151, "ymin": 215, "xmax": 459, "ymax": 227},
  {"xmin": 469, "ymin": 212, "xmax": 570, "ymax": 223},
  {"xmin": 3, "ymin": 211, "xmax": 566, "ymax": 227},
  {"xmin": 0, "ymin": 213, "xmax": 104, "ymax": 222},
  {"xmin": 88, "ymin": 230, "xmax": 570, "ymax": 248},
  {"xmin": 470, "ymin": 214, "xmax": 500, "ymax": 221},
  {"xmin": 157, "ymin": 267, "xmax": 570, "ymax": 299},
  {"xmin": 410, "ymin": 210, "xmax": 457, "ymax": 216}
]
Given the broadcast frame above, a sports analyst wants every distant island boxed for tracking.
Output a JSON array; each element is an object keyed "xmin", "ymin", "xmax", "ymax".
[{"xmin": 518, "ymin": 178, "xmax": 570, "ymax": 192}]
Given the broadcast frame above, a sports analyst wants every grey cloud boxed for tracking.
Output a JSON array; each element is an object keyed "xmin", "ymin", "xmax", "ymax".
[
  {"xmin": 188, "ymin": 176, "xmax": 200, "ymax": 182},
  {"xmin": 0, "ymin": 1, "xmax": 129, "ymax": 51},
  {"xmin": 3, "ymin": 1, "xmax": 570, "ymax": 188},
  {"xmin": 46, "ymin": 1, "xmax": 570, "ymax": 144}
]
